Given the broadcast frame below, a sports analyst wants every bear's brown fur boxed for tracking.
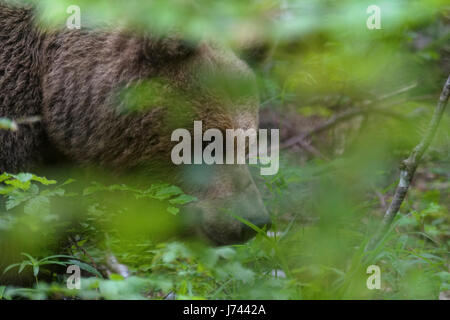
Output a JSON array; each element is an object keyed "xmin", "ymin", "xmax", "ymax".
[
  {"xmin": 0, "ymin": 4, "xmax": 47, "ymax": 173},
  {"xmin": 0, "ymin": 2, "xmax": 270, "ymax": 247}
]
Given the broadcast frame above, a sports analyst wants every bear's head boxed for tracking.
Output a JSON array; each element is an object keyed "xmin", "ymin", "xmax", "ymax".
[
  {"xmin": 146, "ymin": 41, "xmax": 272, "ymax": 245},
  {"xmin": 40, "ymin": 32, "xmax": 272, "ymax": 246}
]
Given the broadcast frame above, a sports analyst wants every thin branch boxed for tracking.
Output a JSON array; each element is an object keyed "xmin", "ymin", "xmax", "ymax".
[
  {"xmin": 0, "ymin": 116, "xmax": 42, "ymax": 132},
  {"xmin": 297, "ymin": 139, "xmax": 330, "ymax": 160},
  {"xmin": 366, "ymin": 75, "xmax": 450, "ymax": 251},
  {"xmin": 281, "ymin": 84, "xmax": 422, "ymax": 150},
  {"xmin": 68, "ymin": 236, "xmax": 100, "ymax": 272},
  {"xmin": 281, "ymin": 107, "xmax": 407, "ymax": 150},
  {"xmin": 16, "ymin": 116, "xmax": 42, "ymax": 125},
  {"xmin": 375, "ymin": 82, "xmax": 418, "ymax": 102}
]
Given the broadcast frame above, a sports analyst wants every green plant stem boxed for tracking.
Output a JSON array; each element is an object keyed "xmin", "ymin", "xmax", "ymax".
[{"xmin": 366, "ymin": 74, "xmax": 450, "ymax": 251}]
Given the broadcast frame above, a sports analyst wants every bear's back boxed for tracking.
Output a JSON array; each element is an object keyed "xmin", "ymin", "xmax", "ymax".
[
  {"xmin": 0, "ymin": 3, "xmax": 46, "ymax": 173},
  {"xmin": 0, "ymin": 2, "xmax": 258, "ymax": 174},
  {"xmin": 41, "ymin": 29, "xmax": 166, "ymax": 169}
]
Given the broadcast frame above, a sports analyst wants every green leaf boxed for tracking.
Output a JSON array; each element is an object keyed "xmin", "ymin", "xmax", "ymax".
[
  {"xmin": 39, "ymin": 255, "xmax": 76, "ymax": 262},
  {"xmin": 61, "ymin": 178, "xmax": 76, "ymax": 186},
  {"xmin": 167, "ymin": 206, "xmax": 180, "ymax": 215},
  {"xmin": 223, "ymin": 209, "xmax": 269, "ymax": 237},
  {"xmin": 169, "ymin": 194, "xmax": 197, "ymax": 205},
  {"xmin": 12, "ymin": 173, "xmax": 34, "ymax": 183},
  {"xmin": 83, "ymin": 182, "xmax": 105, "ymax": 195},
  {"xmin": 18, "ymin": 261, "xmax": 30, "ymax": 274},
  {"xmin": 5, "ymin": 178, "xmax": 31, "ymax": 191},
  {"xmin": 33, "ymin": 265, "xmax": 39, "ymax": 277},
  {"xmin": 154, "ymin": 185, "xmax": 183, "ymax": 200},
  {"xmin": 21, "ymin": 253, "xmax": 37, "ymax": 264},
  {"xmin": 109, "ymin": 273, "xmax": 125, "ymax": 281},
  {"xmin": 39, "ymin": 261, "xmax": 70, "ymax": 267},
  {"xmin": 0, "ymin": 173, "xmax": 12, "ymax": 183},
  {"xmin": 3, "ymin": 263, "xmax": 21, "ymax": 274},
  {"xmin": 68, "ymin": 260, "xmax": 103, "ymax": 278},
  {"xmin": 0, "ymin": 118, "xmax": 18, "ymax": 131},
  {"xmin": 24, "ymin": 196, "xmax": 51, "ymax": 215}
]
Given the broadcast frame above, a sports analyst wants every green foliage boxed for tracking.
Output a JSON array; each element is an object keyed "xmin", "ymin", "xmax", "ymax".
[
  {"xmin": 1, "ymin": 164, "xmax": 447, "ymax": 300},
  {"xmin": 2, "ymin": 0, "xmax": 448, "ymax": 300},
  {"xmin": 3, "ymin": 253, "xmax": 76, "ymax": 285},
  {"xmin": 0, "ymin": 118, "xmax": 18, "ymax": 131},
  {"xmin": 83, "ymin": 182, "xmax": 197, "ymax": 215}
]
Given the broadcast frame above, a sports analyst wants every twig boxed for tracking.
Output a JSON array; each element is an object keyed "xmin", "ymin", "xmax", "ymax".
[
  {"xmin": 375, "ymin": 83, "xmax": 418, "ymax": 101},
  {"xmin": 68, "ymin": 236, "xmax": 100, "ymax": 272},
  {"xmin": 281, "ymin": 107, "xmax": 407, "ymax": 150},
  {"xmin": 15, "ymin": 115, "xmax": 42, "ymax": 125},
  {"xmin": 0, "ymin": 116, "xmax": 42, "ymax": 132},
  {"xmin": 281, "ymin": 83, "xmax": 421, "ymax": 150},
  {"xmin": 366, "ymin": 75, "xmax": 450, "ymax": 251},
  {"xmin": 297, "ymin": 139, "xmax": 330, "ymax": 160}
]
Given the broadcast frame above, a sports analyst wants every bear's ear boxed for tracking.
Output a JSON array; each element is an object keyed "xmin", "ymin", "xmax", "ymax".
[{"xmin": 141, "ymin": 34, "xmax": 198, "ymax": 63}]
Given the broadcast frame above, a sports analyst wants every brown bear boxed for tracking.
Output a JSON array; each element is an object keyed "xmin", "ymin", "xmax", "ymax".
[{"xmin": 0, "ymin": 2, "xmax": 271, "ymax": 246}]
